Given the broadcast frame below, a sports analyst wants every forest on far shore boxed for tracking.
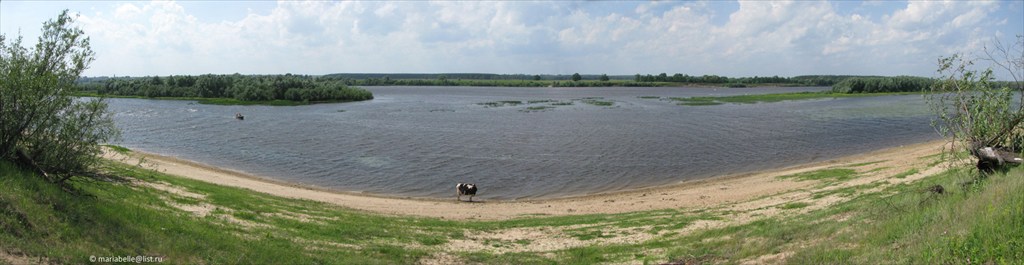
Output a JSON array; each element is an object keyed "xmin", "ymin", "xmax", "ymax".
[{"xmin": 76, "ymin": 74, "xmax": 373, "ymax": 103}]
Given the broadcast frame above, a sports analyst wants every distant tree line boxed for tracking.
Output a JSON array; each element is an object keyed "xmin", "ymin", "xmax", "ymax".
[
  {"xmin": 319, "ymin": 73, "xmax": 866, "ymax": 87},
  {"xmin": 830, "ymin": 76, "xmax": 936, "ymax": 93},
  {"xmin": 320, "ymin": 73, "xmax": 633, "ymax": 82},
  {"xmin": 317, "ymin": 73, "xmax": 639, "ymax": 87},
  {"xmin": 327, "ymin": 78, "xmax": 646, "ymax": 87},
  {"xmin": 77, "ymin": 74, "xmax": 373, "ymax": 102},
  {"xmin": 631, "ymin": 73, "xmax": 862, "ymax": 86}
]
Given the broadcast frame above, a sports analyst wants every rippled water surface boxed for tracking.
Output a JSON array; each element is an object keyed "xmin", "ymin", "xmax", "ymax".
[{"xmin": 108, "ymin": 86, "xmax": 938, "ymax": 199}]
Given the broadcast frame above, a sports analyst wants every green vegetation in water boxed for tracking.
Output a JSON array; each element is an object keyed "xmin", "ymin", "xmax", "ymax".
[
  {"xmin": 580, "ymin": 98, "xmax": 614, "ymax": 106},
  {"xmin": 521, "ymin": 106, "xmax": 555, "ymax": 112},
  {"xmin": 477, "ymin": 98, "xmax": 600, "ymax": 110},
  {"xmin": 477, "ymin": 100, "xmax": 524, "ymax": 107},
  {"xmin": 670, "ymin": 97, "xmax": 722, "ymax": 106}
]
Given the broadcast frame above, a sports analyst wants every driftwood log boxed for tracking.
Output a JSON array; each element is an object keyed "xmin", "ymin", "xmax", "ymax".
[
  {"xmin": 971, "ymin": 142, "xmax": 1023, "ymax": 173},
  {"xmin": 14, "ymin": 148, "xmax": 50, "ymax": 180}
]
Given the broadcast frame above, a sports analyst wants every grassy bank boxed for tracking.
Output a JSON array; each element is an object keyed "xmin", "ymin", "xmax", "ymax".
[
  {"xmin": 1, "ymin": 149, "xmax": 1021, "ymax": 264},
  {"xmin": 660, "ymin": 91, "xmax": 920, "ymax": 106}
]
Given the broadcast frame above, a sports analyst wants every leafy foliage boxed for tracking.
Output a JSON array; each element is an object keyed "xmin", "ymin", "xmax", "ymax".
[
  {"xmin": 78, "ymin": 73, "xmax": 373, "ymax": 103},
  {"xmin": 634, "ymin": 73, "xmax": 811, "ymax": 85},
  {"xmin": 0, "ymin": 10, "xmax": 119, "ymax": 182},
  {"xmin": 926, "ymin": 36, "xmax": 1024, "ymax": 159},
  {"xmin": 830, "ymin": 76, "xmax": 935, "ymax": 93}
]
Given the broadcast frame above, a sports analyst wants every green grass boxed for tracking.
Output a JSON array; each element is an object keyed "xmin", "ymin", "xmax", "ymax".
[
  {"xmin": 670, "ymin": 91, "xmax": 921, "ymax": 106},
  {"xmin": 847, "ymin": 160, "xmax": 887, "ymax": 167},
  {"xmin": 892, "ymin": 168, "xmax": 919, "ymax": 179},
  {"xmin": 0, "ymin": 159, "xmax": 712, "ymax": 264},
  {"xmin": 2, "ymin": 151, "xmax": 1021, "ymax": 264},
  {"xmin": 810, "ymin": 182, "xmax": 885, "ymax": 199},
  {"xmin": 0, "ymin": 161, "xmax": 450, "ymax": 264},
  {"xmin": 101, "ymin": 144, "xmax": 131, "ymax": 154},
  {"xmin": 777, "ymin": 168, "xmax": 859, "ymax": 182},
  {"xmin": 777, "ymin": 202, "xmax": 811, "ymax": 209},
  {"xmin": 654, "ymin": 167, "xmax": 1024, "ymax": 264}
]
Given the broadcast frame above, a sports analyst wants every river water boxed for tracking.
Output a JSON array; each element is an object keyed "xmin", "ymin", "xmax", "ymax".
[{"xmin": 107, "ymin": 86, "xmax": 939, "ymax": 199}]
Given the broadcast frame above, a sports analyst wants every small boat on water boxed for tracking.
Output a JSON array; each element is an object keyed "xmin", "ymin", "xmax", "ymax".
[{"xmin": 235, "ymin": 113, "xmax": 245, "ymax": 120}]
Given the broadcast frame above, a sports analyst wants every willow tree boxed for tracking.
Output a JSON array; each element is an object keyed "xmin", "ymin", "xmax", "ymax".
[
  {"xmin": 0, "ymin": 10, "xmax": 119, "ymax": 183},
  {"xmin": 927, "ymin": 35, "xmax": 1024, "ymax": 172}
]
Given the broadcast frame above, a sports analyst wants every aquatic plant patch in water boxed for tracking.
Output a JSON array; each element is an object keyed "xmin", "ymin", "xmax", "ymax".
[
  {"xmin": 581, "ymin": 99, "xmax": 615, "ymax": 106},
  {"xmin": 477, "ymin": 100, "xmax": 525, "ymax": 107},
  {"xmin": 521, "ymin": 106, "xmax": 555, "ymax": 112}
]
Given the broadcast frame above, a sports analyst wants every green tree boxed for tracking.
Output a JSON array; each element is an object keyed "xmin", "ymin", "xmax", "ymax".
[
  {"xmin": 533, "ymin": 75, "xmax": 541, "ymax": 81},
  {"xmin": 571, "ymin": 73, "xmax": 582, "ymax": 82},
  {"xmin": 599, "ymin": 74, "xmax": 610, "ymax": 82},
  {"xmin": 927, "ymin": 35, "xmax": 1024, "ymax": 171},
  {"xmin": 0, "ymin": 10, "xmax": 119, "ymax": 183}
]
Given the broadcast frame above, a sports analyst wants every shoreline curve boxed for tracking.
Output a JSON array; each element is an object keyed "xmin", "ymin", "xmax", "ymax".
[{"xmin": 103, "ymin": 139, "xmax": 947, "ymax": 220}]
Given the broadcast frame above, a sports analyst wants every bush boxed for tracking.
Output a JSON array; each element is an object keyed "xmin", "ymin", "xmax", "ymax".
[
  {"xmin": 927, "ymin": 36, "xmax": 1024, "ymax": 161},
  {"xmin": 0, "ymin": 10, "xmax": 118, "ymax": 183}
]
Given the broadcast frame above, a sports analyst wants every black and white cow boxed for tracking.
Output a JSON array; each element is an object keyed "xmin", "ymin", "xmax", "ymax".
[{"xmin": 456, "ymin": 183, "xmax": 478, "ymax": 202}]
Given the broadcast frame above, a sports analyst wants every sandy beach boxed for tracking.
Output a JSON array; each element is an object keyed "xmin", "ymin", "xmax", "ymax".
[{"xmin": 103, "ymin": 140, "xmax": 948, "ymax": 220}]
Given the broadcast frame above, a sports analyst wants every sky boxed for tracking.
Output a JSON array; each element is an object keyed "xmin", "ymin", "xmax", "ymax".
[{"xmin": 1, "ymin": 0, "xmax": 1022, "ymax": 78}]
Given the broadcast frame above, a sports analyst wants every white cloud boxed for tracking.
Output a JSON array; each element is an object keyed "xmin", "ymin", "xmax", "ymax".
[
  {"xmin": 52, "ymin": 0, "xmax": 1020, "ymax": 77},
  {"xmin": 113, "ymin": 3, "xmax": 142, "ymax": 20}
]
